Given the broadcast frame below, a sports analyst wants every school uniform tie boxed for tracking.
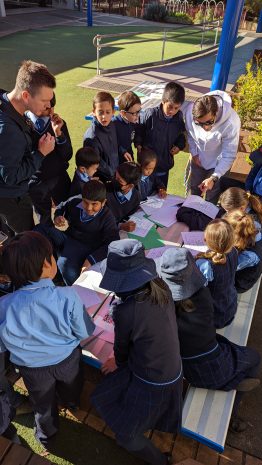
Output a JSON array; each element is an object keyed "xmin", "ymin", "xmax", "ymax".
[{"xmin": 35, "ymin": 118, "xmax": 46, "ymax": 133}]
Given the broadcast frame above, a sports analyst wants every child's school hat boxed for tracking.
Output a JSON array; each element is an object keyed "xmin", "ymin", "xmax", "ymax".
[
  {"xmin": 100, "ymin": 239, "xmax": 157, "ymax": 293},
  {"xmin": 155, "ymin": 247, "xmax": 206, "ymax": 301}
]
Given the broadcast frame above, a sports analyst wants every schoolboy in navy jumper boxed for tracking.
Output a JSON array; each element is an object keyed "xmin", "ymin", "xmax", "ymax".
[
  {"xmin": 106, "ymin": 162, "xmax": 141, "ymax": 232},
  {"xmin": 37, "ymin": 180, "xmax": 119, "ymax": 285},
  {"xmin": 137, "ymin": 147, "xmax": 166, "ymax": 200},
  {"xmin": 113, "ymin": 91, "xmax": 141, "ymax": 163},
  {"xmin": 156, "ymin": 247, "xmax": 260, "ymax": 433},
  {"xmin": 135, "ymin": 81, "xmax": 186, "ymax": 188},
  {"xmin": 69, "ymin": 147, "xmax": 100, "ymax": 197},
  {"xmin": 27, "ymin": 94, "xmax": 73, "ymax": 225},
  {"xmin": 0, "ymin": 231, "xmax": 95, "ymax": 449},
  {"xmin": 196, "ymin": 219, "xmax": 238, "ymax": 329},
  {"xmin": 92, "ymin": 239, "xmax": 182, "ymax": 465},
  {"xmin": 83, "ymin": 92, "xmax": 119, "ymax": 182}
]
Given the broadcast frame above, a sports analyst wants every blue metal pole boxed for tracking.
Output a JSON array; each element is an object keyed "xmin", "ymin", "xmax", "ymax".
[
  {"xmin": 210, "ymin": 0, "xmax": 245, "ymax": 91},
  {"xmin": 257, "ymin": 10, "xmax": 262, "ymax": 33},
  {"xmin": 87, "ymin": 0, "xmax": 93, "ymax": 26}
]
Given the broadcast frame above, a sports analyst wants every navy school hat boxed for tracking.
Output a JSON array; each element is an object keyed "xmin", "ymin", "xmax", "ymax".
[
  {"xmin": 100, "ymin": 239, "xmax": 158, "ymax": 293},
  {"xmin": 155, "ymin": 247, "xmax": 206, "ymax": 301}
]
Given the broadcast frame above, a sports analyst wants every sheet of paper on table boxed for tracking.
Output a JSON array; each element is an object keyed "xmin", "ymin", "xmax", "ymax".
[
  {"xmin": 74, "ymin": 269, "xmax": 108, "ymax": 294},
  {"xmin": 129, "ymin": 212, "xmax": 153, "ymax": 237},
  {"xmin": 182, "ymin": 195, "xmax": 219, "ymax": 219},
  {"xmin": 146, "ymin": 244, "xmax": 180, "ymax": 259},
  {"xmin": 140, "ymin": 194, "xmax": 184, "ymax": 216},
  {"xmin": 149, "ymin": 206, "xmax": 179, "ymax": 228},
  {"xmin": 73, "ymin": 284, "xmax": 102, "ymax": 309},
  {"xmin": 181, "ymin": 231, "xmax": 208, "ymax": 254}
]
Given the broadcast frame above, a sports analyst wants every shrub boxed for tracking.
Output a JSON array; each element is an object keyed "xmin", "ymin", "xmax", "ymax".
[
  {"xmin": 143, "ymin": 2, "xmax": 168, "ymax": 21},
  {"xmin": 249, "ymin": 123, "xmax": 262, "ymax": 152},
  {"xmin": 168, "ymin": 12, "xmax": 193, "ymax": 24},
  {"xmin": 194, "ymin": 9, "xmax": 204, "ymax": 23}
]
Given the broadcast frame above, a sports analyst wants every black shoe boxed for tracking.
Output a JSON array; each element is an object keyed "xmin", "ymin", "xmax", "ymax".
[
  {"xmin": 229, "ymin": 416, "xmax": 247, "ymax": 433},
  {"xmin": 236, "ymin": 378, "xmax": 260, "ymax": 392}
]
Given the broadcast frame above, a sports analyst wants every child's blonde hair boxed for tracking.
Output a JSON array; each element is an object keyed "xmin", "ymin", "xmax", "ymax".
[
  {"xmin": 219, "ymin": 187, "xmax": 262, "ymax": 224},
  {"xmin": 224, "ymin": 209, "xmax": 257, "ymax": 251},
  {"xmin": 197, "ymin": 219, "xmax": 234, "ymax": 264}
]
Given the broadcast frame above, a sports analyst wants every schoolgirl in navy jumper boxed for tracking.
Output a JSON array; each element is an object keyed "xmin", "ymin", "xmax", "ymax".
[
  {"xmin": 83, "ymin": 92, "xmax": 119, "ymax": 182},
  {"xmin": 36, "ymin": 180, "xmax": 119, "ymax": 285},
  {"xmin": 114, "ymin": 91, "xmax": 141, "ymax": 163},
  {"xmin": 196, "ymin": 219, "xmax": 238, "ymax": 328},
  {"xmin": 156, "ymin": 247, "xmax": 260, "ymax": 432},
  {"xmin": 69, "ymin": 147, "xmax": 100, "ymax": 197},
  {"xmin": 137, "ymin": 147, "xmax": 166, "ymax": 200},
  {"xmin": 91, "ymin": 239, "xmax": 182, "ymax": 465},
  {"xmin": 27, "ymin": 94, "xmax": 73, "ymax": 226},
  {"xmin": 225, "ymin": 209, "xmax": 262, "ymax": 293},
  {"xmin": 0, "ymin": 232, "xmax": 95, "ymax": 449},
  {"xmin": 106, "ymin": 162, "xmax": 141, "ymax": 232},
  {"xmin": 135, "ymin": 81, "xmax": 186, "ymax": 188}
]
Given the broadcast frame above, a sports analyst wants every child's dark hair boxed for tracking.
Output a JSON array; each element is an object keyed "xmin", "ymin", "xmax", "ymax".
[
  {"xmin": 2, "ymin": 231, "xmax": 53, "ymax": 289},
  {"xmin": 162, "ymin": 82, "xmax": 185, "ymax": 105},
  {"xmin": 93, "ymin": 91, "xmax": 115, "ymax": 111},
  {"xmin": 117, "ymin": 162, "xmax": 141, "ymax": 186},
  {"xmin": 117, "ymin": 277, "xmax": 171, "ymax": 307},
  {"xmin": 137, "ymin": 147, "xmax": 157, "ymax": 168},
  {"xmin": 118, "ymin": 91, "xmax": 141, "ymax": 111},
  {"xmin": 219, "ymin": 187, "xmax": 262, "ymax": 224},
  {"xmin": 82, "ymin": 179, "xmax": 106, "ymax": 202},
  {"xmin": 75, "ymin": 147, "xmax": 100, "ymax": 168}
]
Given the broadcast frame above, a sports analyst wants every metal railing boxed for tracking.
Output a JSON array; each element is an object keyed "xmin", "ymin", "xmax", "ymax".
[{"xmin": 93, "ymin": 20, "xmax": 220, "ymax": 75}]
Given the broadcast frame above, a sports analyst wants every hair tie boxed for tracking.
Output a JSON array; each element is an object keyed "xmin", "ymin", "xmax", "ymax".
[{"xmin": 246, "ymin": 191, "xmax": 251, "ymax": 199}]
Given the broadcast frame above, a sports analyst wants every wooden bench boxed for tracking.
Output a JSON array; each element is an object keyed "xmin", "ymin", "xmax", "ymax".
[
  {"xmin": 181, "ymin": 277, "xmax": 261, "ymax": 453},
  {"xmin": 0, "ymin": 436, "xmax": 53, "ymax": 465}
]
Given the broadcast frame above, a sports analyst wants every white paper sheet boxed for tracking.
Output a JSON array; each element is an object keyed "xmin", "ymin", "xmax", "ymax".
[
  {"xmin": 73, "ymin": 284, "xmax": 101, "ymax": 308},
  {"xmin": 129, "ymin": 212, "xmax": 153, "ymax": 237},
  {"xmin": 182, "ymin": 195, "xmax": 219, "ymax": 219},
  {"xmin": 73, "ymin": 269, "xmax": 108, "ymax": 294},
  {"xmin": 146, "ymin": 245, "xmax": 179, "ymax": 259},
  {"xmin": 181, "ymin": 231, "xmax": 208, "ymax": 253},
  {"xmin": 149, "ymin": 206, "xmax": 178, "ymax": 227}
]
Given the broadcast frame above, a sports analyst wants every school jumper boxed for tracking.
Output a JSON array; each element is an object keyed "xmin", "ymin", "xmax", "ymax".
[
  {"xmin": 37, "ymin": 196, "xmax": 120, "ymax": 285},
  {"xmin": 106, "ymin": 182, "xmax": 141, "ymax": 224},
  {"xmin": 176, "ymin": 206, "xmax": 225, "ymax": 231},
  {"xmin": 27, "ymin": 111, "xmax": 73, "ymax": 225},
  {"xmin": 135, "ymin": 104, "xmax": 186, "ymax": 187},
  {"xmin": 0, "ymin": 279, "xmax": 95, "ymax": 446},
  {"xmin": 175, "ymin": 286, "xmax": 260, "ymax": 392},
  {"xmin": 0, "ymin": 90, "xmax": 45, "ymax": 231},
  {"xmin": 138, "ymin": 173, "xmax": 165, "ymax": 201},
  {"xmin": 83, "ymin": 119, "xmax": 119, "ymax": 182},
  {"xmin": 91, "ymin": 290, "xmax": 182, "ymax": 465},
  {"xmin": 196, "ymin": 248, "xmax": 238, "ymax": 328},
  {"xmin": 113, "ymin": 114, "xmax": 136, "ymax": 162},
  {"xmin": 245, "ymin": 146, "xmax": 262, "ymax": 197},
  {"xmin": 235, "ymin": 238, "xmax": 262, "ymax": 293}
]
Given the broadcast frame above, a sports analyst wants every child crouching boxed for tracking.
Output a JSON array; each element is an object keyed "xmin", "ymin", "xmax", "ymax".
[{"xmin": 0, "ymin": 232, "xmax": 95, "ymax": 450}]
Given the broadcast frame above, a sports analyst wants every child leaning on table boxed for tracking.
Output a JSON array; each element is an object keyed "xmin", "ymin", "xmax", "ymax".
[
  {"xmin": 137, "ymin": 146, "xmax": 167, "ymax": 200},
  {"xmin": 0, "ymin": 231, "xmax": 95, "ymax": 451},
  {"xmin": 196, "ymin": 219, "xmax": 238, "ymax": 329}
]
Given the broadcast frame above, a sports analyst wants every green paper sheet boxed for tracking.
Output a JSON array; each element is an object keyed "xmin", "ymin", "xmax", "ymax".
[{"xmin": 128, "ymin": 226, "xmax": 164, "ymax": 250}]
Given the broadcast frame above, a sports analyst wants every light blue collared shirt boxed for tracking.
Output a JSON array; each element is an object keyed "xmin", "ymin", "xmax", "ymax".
[{"xmin": 0, "ymin": 279, "xmax": 95, "ymax": 367}]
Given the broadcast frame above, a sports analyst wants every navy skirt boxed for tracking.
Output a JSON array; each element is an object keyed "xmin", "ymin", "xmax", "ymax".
[
  {"xmin": 182, "ymin": 334, "xmax": 260, "ymax": 391},
  {"xmin": 91, "ymin": 366, "xmax": 183, "ymax": 437}
]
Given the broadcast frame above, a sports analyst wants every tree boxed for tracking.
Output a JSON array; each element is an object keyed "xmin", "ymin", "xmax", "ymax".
[{"xmin": 244, "ymin": 0, "xmax": 262, "ymax": 16}]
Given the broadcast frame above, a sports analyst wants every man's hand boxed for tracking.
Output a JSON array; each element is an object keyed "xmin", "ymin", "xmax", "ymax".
[
  {"xmin": 198, "ymin": 177, "xmax": 215, "ymax": 193},
  {"xmin": 51, "ymin": 113, "xmax": 64, "ymax": 137},
  {"xmin": 158, "ymin": 188, "xmax": 167, "ymax": 199},
  {"xmin": 170, "ymin": 146, "xmax": 180, "ymax": 156},
  {"xmin": 81, "ymin": 259, "xmax": 92, "ymax": 274},
  {"xmin": 191, "ymin": 155, "xmax": 202, "ymax": 167},
  {"xmin": 123, "ymin": 152, "xmax": 133, "ymax": 162},
  {"xmin": 101, "ymin": 357, "xmax": 117, "ymax": 375},
  {"xmin": 54, "ymin": 215, "xmax": 66, "ymax": 227},
  {"xmin": 120, "ymin": 221, "xmax": 136, "ymax": 232},
  {"xmin": 38, "ymin": 133, "xmax": 55, "ymax": 156}
]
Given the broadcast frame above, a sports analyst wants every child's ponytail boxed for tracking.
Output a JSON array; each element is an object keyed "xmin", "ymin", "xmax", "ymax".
[
  {"xmin": 224, "ymin": 209, "xmax": 257, "ymax": 251},
  {"xmin": 196, "ymin": 219, "xmax": 234, "ymax": 265},
  {"xmin": 248, "ymin": 192, "xmax": 262, "ymax": 224}
]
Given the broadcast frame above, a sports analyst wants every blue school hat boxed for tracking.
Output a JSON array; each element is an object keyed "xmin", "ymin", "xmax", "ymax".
[
  {"xmin": 100, "ymin": 239, "xmax": 157, "ymax": 293},
  {"xmin": 155, "ymin": 247, "xmax": 206, "ymax": 301}
]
